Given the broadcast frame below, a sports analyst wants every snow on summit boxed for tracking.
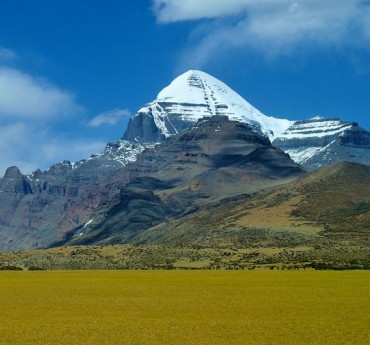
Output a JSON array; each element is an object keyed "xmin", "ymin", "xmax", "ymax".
[{"xmin": 131, "ymin": 70, "xmax": 293, "ymax": 140}]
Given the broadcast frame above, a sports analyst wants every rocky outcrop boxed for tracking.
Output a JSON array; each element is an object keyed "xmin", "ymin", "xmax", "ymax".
[
  {"xmin": 123, "ymin": 111, "xmax": 168, "ymax": 142},
  {"xmin": 0, "ymin": 166, "xmax": 33, "ymax": 194},
  {"xmin": 0, "ymin": 151, "xmax": 136, "ymax": 251},
  {"xmin": 339, "ymin": 125, "xmax": 370, "ymax": 146}
]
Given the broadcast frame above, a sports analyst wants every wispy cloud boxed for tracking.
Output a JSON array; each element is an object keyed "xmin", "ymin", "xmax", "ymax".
[
  {"xmin": 0, "ymin": 121, "xmax": 107, "ymax": 175},
  {"xmin": 153, "ymin": 0, "xmax": 252, "ymax": 22},
  {"xmin": 0, "ymin": 48, "xmax": 101, "ymax": 176},
  {"xmin": 153, "ymin": 0, "xmax": 370, "ymax": 67},
  {"xmin": 40, "ymin": 137, "xmax": 107, "ymax": 166},
  {"xmin": 87, "ymin": 108, "xmax": 131, "ymax": 127},
  {"xmin": 0, "ymin": 67, "xmax": 82, "ymax": 120},
  {"xmin": 0, "ymin": 122, "xmax": 36, "ymax": 174}
]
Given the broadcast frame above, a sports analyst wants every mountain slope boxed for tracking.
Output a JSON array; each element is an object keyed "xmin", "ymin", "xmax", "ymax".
[
  {"xmin": 2, "ymin": 69, "xmax": 370, "ymax": 253},
  {"xmin": 133, "ymin": 161, "xmax": 370, "ymax": 247},
  {"xmin": 0, "ymin": 116, "xmax": 303, "ymax": 252},
  {"xmin": 123, "ymin": 70, "xmax": 293, "ymax": 142},
  {"xmin": 61, "ymin": 116, "xmax": 304, "ymax": 247}
]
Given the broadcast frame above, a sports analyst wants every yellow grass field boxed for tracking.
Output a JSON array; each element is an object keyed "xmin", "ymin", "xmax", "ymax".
[{"xmin": 0, "ymin": 271, "xmax": 369, "ymax": 345}]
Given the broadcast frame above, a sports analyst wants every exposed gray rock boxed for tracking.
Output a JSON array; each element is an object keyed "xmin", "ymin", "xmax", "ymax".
[{"xmin": 0, "ymin": 166, "xmax": 33, "ymax": 194}]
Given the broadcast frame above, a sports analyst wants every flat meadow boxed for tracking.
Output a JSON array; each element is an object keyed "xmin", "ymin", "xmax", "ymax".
[{"xmin": 0, "ymin": 271, "xmax": 369, "ymax": 345}]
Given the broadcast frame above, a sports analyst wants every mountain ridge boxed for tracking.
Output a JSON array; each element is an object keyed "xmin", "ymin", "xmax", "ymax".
[
  {"xmin": 2, "ymin": 70, "xmax": 370, "ymax": 179},
  {"xmin": 57, "ymin": 115, "xmax": 304, "ymax": 248},
  {"xmin": 132, "ymin": 161, "xmax": 370, "ymax": 248},
  {"xmin": 122, "ymin": 70, "xmax": 370, "ymax": 170},
  {"xmin": 1, "ymin": 70, "xmax": 370, "ymax": 255}
]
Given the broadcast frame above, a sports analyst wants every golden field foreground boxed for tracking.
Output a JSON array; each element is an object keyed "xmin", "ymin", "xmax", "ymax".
[{"xmin": 0, "ymin": 271, "xmax": 369, "ymax": 345}]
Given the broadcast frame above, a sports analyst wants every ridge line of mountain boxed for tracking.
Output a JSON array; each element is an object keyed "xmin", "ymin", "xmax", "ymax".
[{"xmin": 0, "ymin": 70, "xmax": 370, "ymax": 254}]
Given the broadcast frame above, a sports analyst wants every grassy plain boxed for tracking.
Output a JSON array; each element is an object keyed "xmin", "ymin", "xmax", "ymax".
[{"xmin": 0, "ymin": 271, "xmax": 369, "ymax": 345}]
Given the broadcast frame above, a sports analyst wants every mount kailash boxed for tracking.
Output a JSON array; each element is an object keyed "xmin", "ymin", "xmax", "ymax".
[
  {"xmin": 0, "ymin": 70, "xmax": 370, "ymax": 252},
  {"xmin": 120, "ymin": 70, "xmax": 370, "ymax": 170}
]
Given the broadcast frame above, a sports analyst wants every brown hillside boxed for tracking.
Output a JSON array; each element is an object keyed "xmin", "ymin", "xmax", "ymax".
[{"xmin": 135, "ymin": 162, "xmax": 370, "ymax": 246}]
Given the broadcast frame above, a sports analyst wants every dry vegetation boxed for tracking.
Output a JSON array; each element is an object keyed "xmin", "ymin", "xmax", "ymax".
[
  {"xmin": 0, "ymin": 243, "xmax": 369, "ymax": 271},
  {"xmin": 0, "ymin": 270, "xmax": 369, "ymax": 345},
  {"xmin": 132, "ymin": 162, "xmax": 370, "ymax": 256}
]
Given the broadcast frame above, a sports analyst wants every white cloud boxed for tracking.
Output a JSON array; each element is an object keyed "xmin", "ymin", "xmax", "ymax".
[
  {"xmin": 87, "ymin": 108, "xmax": 131, "ymax": 127},
  {"xmin": 0, "ymin": 122, "xmax": 52, "ymax": 175},
  {"xmin": 153, "ymin": 0, "xmax": 252, "ymax": 22},
  {"xmin": 40, "ymin": 138, "xmax": 107, "ymax": 164},
  {"xmin": 0, "ymin": 67, "xmax": 82, "ymax": 120},
  {"xmin": 153, "ymin": 0, "xmax": 370, "ymax": 66},
  {"xmin": 0, "ymin": 121, "xmax": 106, "ymax": 176},
  {"xmin": 0, "ymin": 51, "xmax": 95, "ymax": 176}
]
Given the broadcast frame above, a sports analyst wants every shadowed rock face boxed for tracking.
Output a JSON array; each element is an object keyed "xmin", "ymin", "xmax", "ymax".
[
  {"xmin": 0, "ymin": 166, "xmax": 33, "ymax": 194},
  {"xmin": 339, "ymin": 126, "xmax": 370, "ymax": 146},
  {"xmin": 127, "ymin": 116, "xmax": 302, "ymax": 183},
  {"xmin": 123, "ymin": 111, "xmax": 167, "ymax": 142}
]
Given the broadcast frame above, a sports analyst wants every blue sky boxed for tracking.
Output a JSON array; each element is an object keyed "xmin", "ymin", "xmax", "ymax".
[{"xmin": 1, "ymin": 0, "xmax": 370, "ymax": 175}]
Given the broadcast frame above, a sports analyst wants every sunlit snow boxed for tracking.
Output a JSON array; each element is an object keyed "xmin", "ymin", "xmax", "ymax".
[{"xmin": 134, "ymin": 70, "xmax": 294, "ymax": 140}]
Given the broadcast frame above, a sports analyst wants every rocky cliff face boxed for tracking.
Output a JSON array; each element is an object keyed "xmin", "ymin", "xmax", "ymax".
[
  {"xmin": 273, "ymin": 117, "xmax": 370, "ymax": 170},
  {"xmin": 0, "ymin": 147, "xmax": 140, "ymax": 251},
  {"xmin": 0, "ymin": 166, "xmax": 33, "ymax": 194}
]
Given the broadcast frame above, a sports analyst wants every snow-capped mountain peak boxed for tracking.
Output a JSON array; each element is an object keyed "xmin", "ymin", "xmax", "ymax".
[
  {"xmin": 310, "ymin": 115, "xmax": 325, "ymax": 121},
  {"xmin": 273, "ymin": 117, "xmax": 370, "ymax": 170},
  {"xmin": 123, "ymin": 70, "xmax": 293, "ymax": 142}
]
